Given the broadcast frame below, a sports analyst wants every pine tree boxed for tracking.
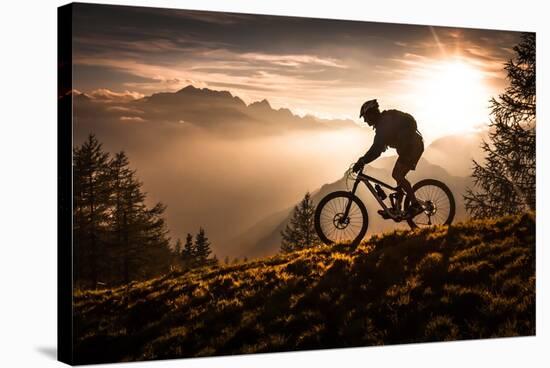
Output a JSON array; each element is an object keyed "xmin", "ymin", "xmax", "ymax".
[
  {"xmin": 182, "ymin": 233, "xmax": 195, "ymax": 267},
  {"xmin": 174, "ymin": 238, "xmax": 183, "ymax": 256},
  {"xmin": 108, "ymin": 151, "xmax": 171, "ymax": 284},
  {"xmin": 182, "ymin": 233, "xmax": 195, "ymax": 268},
  {"xmin": 194, "ymin": 227, "xmax": 212, "ymax": 266},
  {"xmin": 107, "ymin": 151, "xmax": 136, "ymax": 284},
  {"xmin": 109, "ymin": 151, "xmax": 145, "ymax": 284},
  {"xmin": 139, "ymin": 201, "xmax": 172, "ymax": 278},
  {"xmin": 211, "ymin": 254, "xmax": 219, "ymax": 267},
  {"xmin": 464, "ymin": 33, "xmax": 536, "ymax": 218},
  {"xmin": 280, "ymin": 192, "xmax": 320, "ymax": 253},
  {"xmin": 73, "ymin": 134, "xmax": 112, "ymax": 288},
  {"xmin": 73, "ymin": 136, "xmax": 173, "ymax": 287},
  {"xmin": 170, "ymin": 238, "xmax": 183, "ymax": 269}
]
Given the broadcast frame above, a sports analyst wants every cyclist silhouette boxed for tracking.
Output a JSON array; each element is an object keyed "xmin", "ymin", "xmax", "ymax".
[{"xmin": 353, "ymin": 99, "xmax": 424, "ymax": 218}]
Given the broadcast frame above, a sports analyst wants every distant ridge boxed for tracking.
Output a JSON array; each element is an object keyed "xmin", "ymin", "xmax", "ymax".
[{"xmin": 75, "ymin": 84, "xmax": 360, "ymax": 134}]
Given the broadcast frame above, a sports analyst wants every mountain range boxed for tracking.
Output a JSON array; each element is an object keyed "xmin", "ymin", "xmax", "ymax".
[{"xmin": 74, "ymin": 85, "xmax": 360, "ymax": 136}]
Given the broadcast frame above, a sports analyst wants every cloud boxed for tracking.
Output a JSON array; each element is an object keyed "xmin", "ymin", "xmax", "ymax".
[
  {"xmin": 88, "ymin": 88, "xmax": 145, "ymax": 102},
  {"xmin": 72, "ymin": 5, "xmax": 521, "ymax": 122},
  {"xmin": 73, "ymin": 52, "xmax": 357, "ymax": 118},
  {"xmin": 239, "ymin": 52, "xmax": 348, "ymax": 68},
  {"xmin": 119, "ymin": 116, "xmax": 146, "ymax": 122},
  {"xmin": 106, "ymin": 105, "xmax": 145, "ymax": 114}
]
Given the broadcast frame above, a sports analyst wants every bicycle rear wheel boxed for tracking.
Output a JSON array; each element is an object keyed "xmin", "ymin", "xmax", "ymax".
[
  {"xmin": 406, "ymin": 179, "xmax": 455, "ymax": 228},
  {"xmin": 314, "ymin": 191, "xmax": 369, "ymax": 246}
]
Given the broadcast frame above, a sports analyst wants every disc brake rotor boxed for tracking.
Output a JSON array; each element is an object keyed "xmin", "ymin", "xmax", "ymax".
[{"xmin": 333, "ymin": 213, "xmax": 349, "ymax": 229}]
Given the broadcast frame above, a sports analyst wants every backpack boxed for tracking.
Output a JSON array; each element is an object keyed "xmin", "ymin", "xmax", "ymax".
[
  {"xmin": 378, "ymin": 110, "xmax": 422, "ymax": 149},
  {"xmin": 382, "ymin": 109, "xmax": 418, "ymax": 133}
]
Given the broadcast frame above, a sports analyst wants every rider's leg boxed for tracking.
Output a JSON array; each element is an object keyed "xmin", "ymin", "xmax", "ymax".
[{"xmin": 392, "ymin": 161, "xmax": 418, "ymax": 205}]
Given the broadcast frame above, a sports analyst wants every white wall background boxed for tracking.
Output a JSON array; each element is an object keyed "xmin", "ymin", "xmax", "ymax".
[{"xmin": 0, "ymin": 0, "xmax": 546, "ymax": 367}]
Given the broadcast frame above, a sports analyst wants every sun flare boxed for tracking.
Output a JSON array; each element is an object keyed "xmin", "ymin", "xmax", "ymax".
[{"xmin": 407, "ymin": 59, "xmax": 491, "ymax": 139}]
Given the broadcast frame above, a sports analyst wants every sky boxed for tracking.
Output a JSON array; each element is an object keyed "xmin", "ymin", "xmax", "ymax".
[
  {"xmin": 72, "ymin": 3, "xmax": 522, "ymax": 143},
  {"xmin": 69, "ymin": 3, "xmax": 528, "ymax": 256}
]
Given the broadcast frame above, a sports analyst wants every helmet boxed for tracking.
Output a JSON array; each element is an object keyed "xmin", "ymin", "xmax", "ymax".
[{"xmin": 359, "ymin": 99, "xmax": 379, "ymax": 118}]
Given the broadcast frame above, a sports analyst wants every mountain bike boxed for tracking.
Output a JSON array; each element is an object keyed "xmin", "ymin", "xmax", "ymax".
[{"xmin": 314, "ymin": 165, "xmax": 455, "ymax": 246}]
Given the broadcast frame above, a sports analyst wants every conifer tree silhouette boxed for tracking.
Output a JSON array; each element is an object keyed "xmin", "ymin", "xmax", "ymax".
[
  {"xmin": 465, "ymin": 33, "xmax": 536, "ymax": 218},
  {"xmin": 281, "ymin": 192, "xmax": 320, "ymax": 253},
  {"xmin": 194, "ymin": 227, "xmax": 212, "ymax": 266}
]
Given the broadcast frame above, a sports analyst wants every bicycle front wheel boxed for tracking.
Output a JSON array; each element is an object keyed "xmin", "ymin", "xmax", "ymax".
[{"xmin": 314, "ymin": 191, "xmax": 369, "ymax": 246}]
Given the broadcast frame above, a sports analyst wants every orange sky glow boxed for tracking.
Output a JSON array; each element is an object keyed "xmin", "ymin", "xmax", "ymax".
[{"xmin": 73, "ymin": 6, "xmax": 520, "ymax": 144}]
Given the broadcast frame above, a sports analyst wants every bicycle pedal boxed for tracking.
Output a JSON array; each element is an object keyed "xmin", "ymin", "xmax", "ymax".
[{"xmin": 377, "ymin": 210, "xmax": 391, "ymax": 219}]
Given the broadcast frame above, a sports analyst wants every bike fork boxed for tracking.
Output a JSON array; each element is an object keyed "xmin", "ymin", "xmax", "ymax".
[{"xmin": 342, "ymin": 179, "xmax": 360, "ymax": 218}]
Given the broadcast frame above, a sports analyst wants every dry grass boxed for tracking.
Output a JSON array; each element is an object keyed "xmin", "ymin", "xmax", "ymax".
[{"xmin": 73, "ymin": 213, "xmax": 535, "ymax": 364}]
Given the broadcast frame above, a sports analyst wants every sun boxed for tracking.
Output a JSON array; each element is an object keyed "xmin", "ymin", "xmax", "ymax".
[{"xmin": 407, "ymin": 58, "xmax": 491, "ymax": 139}]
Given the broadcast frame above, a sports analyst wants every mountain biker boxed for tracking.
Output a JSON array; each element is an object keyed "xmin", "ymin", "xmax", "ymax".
[{"xmin": 352, "ymin": 99, "xmax": 424, "ymax": 218}]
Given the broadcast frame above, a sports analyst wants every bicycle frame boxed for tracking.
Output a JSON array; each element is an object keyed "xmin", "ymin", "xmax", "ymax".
[{"xmin": 343, "ymin": 171, "xmax": 404, "ymax": 221}]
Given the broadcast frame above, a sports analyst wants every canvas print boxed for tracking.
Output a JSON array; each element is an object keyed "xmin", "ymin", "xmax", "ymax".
[{"xmin": 58, "ymin": 2, "xmax": 536, "ymax": 365}]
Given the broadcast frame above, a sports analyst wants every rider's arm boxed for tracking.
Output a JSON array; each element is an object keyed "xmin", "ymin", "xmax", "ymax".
[{"xmin": 361, "ymin": 133, "xmax": 386, "ymax": 165}]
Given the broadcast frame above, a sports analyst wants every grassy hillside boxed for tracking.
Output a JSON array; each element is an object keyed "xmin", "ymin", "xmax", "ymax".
[{"xmin": 73, "ymin": 213, "xmax": 535, "ymax": 364}]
